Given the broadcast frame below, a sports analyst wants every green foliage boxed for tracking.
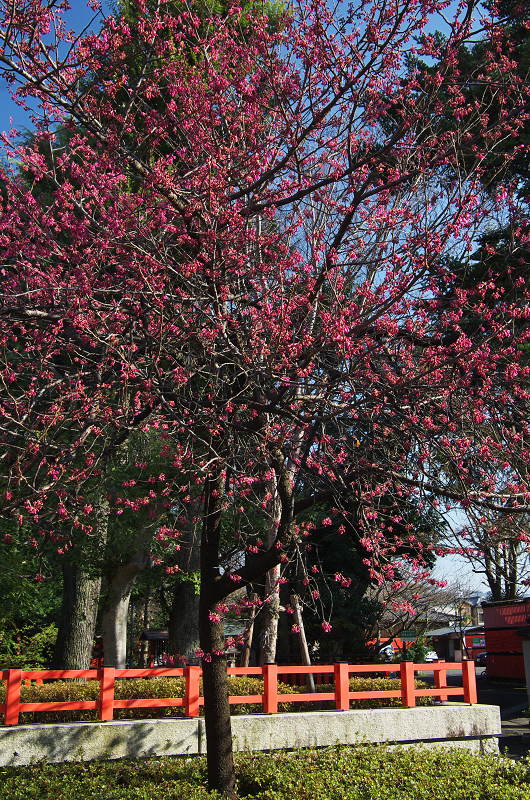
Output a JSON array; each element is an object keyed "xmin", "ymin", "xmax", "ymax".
[
  {"xmin": 0, "ymin": 624, "xmax": 57, "ymax": 670},
  {"xmin": 404, "ymin": 637, "xmax": 430, "ymax": 664},
  {"xmin": 236, "ymin": 747, "xmax": 530, "ymax": 800},
  {"xmin": 226, "ymin": 676, "xmax": 296, "ymax": 714},
  {"xmin": 298, "ymin": 498, "xmax": 443, "ymax": 660},
  {"xmin": 310, "ymin": 677, "xmax": 436, "ymax": 710},
  {"xmin": 1, "ymin": 747, "xmax": 530, "ymax": 800},
  {"xmin": 298, "ymin": 510, "xmax": 377, "ymax": 658},
  {"xmin": 0, "ymin": 532, "xmax": 61, "ymax": 670}
]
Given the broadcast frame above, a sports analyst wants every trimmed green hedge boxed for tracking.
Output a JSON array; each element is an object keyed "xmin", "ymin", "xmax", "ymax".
[
  {"xmin": 0, "ymin": 675, "xmax": 435, "ymax": 724},
  {"xmin": 0, "ymin": 677, "xmax": 297, "ymax": 724},
  {"xmin": 1, "ymin": 746, "xmax": 529, "ymax": 800},
  {"xmin": 313, "ymin": 676, "xmax": 436, "ymax": 709}
]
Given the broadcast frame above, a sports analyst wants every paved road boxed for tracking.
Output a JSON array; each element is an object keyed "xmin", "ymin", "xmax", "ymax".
[
  {"xmin": 476, "ymin": 672, "xmax": 529, "ymax": 759},
  {"xmin": 443, "ymin": 668, "xmax": 530, "ymax": 760}
]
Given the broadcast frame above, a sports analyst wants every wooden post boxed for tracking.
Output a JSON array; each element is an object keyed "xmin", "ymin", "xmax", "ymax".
[
  {"xmin": 263, "ymin": 662, "xmax": 278, "ymax": 713},
  {"xmin": 290, "ymin": 594, "xmax": 315, "ymax": 692},
  {"xmin": 5, "ymin": 668, "xmax": 22, "ymax": 726},
  {"xmin": 400, "ymin": 661, "xmax": 416, "ymax": 707},
  {"xmin": 185, "ymin": 664, "xmax": 201, "ymax": 717},
  {"xmin": 434, "ymin": 661, "xmax": 448, "ymax": 701},
  {"xmin": 99, "ymin": 667, "xmax": 115, "ymax": 721},
  {"xmin": 240, "ymin": 594, "xmax": 257, "ymax": 668},
  {"xmin": 462, "ymin": 659, "xmax": 477, "ymax": 704},
  {"xmin": 334, "ymin": 662, "xmax": 350, "ymax": 710}
]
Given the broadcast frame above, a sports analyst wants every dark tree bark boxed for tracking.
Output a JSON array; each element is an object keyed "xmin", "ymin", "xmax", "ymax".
[
  {"xmin": 52, "ymin": 557, "xmax": 103, "ymax": 669},
  {"xmin": 138, "ymin": 584, "xmax": 151, "ymax": 668},
  {"xmin": 168, "ymin": 513, "xmax": 201, "ymax": 664},
  {"xmin": 52, "ymin": 503, "xmax": 108, "ymax": 670},
  {"xmin": 169, "ymin": 579, "xmax": 201, "ymax": 664},
  {"xmin": 199, "ymin": 469, "xmax": 237, "ymax": 799}
]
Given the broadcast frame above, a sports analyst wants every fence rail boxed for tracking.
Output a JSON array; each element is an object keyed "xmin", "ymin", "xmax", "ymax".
[{"xmin": 0, "ymin": 660, "xmax": 477, "ymax": 726}]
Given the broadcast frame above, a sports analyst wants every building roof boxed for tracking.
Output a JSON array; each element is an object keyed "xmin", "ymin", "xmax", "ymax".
[
  {"xmin": 481, "ymin": 597, "xmax": 530, "ymax": 607},
  {"xmin": 140, "ymin": 629, "xmax": 169, "ymax": 641},
  {"xmin": 427, "ymin": 625, "xmax": 481, "ymax": 638}
]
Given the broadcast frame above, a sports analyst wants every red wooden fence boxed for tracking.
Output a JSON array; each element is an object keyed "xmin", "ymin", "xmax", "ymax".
[{"xmin": 0, "ymin": 660, "xmax": 477, "ymax": 726}]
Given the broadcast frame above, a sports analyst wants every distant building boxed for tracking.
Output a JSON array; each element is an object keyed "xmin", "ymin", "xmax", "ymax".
[
  {"xmin": 426, "ymin": 625, "xmax": 485, "ymax": 662},
  {"xmin": 481, "ymin": 598, "xmax": 530, "ymax": 680}
]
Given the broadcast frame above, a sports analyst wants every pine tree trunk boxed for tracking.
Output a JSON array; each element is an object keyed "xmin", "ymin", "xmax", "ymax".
[
  {"xmin": 168, "ymin": 513, "xmax": 201, "ymax": 664},
  {"xmin": 101, "ymin": 500, "xmax": 164, "ymax": 668},
  {"xmin": 52, "ymin": 559, "xmax": 103, "ymax": 669},
  {"xmin": 290, "ymin": 593, "xmax": 315, "ymax": 692},
  {"xmin": 101, "ymin": 559, "xmax": 145, "ymax": 668},
  {"xmin": 138, "ymin": 586, "xmax": 151, "ymax": 667},
  {"xmin": 169, "ymin": 579, "xmax": 200, "ymax": 664},
  {"xmin": 52, "ymin": 504, "xmax": 108, "ymax": 670}
]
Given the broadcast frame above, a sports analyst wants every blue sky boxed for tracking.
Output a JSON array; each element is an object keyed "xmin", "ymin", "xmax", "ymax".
[
  {"xmin": 0, "ymin": 1, "xmax": 112, "ymax": 137},
  {"xmin": 1, "ymin": 0, "xmax": 471, "ymax": 137}
]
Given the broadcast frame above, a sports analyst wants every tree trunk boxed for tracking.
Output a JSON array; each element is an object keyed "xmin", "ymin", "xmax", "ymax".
[
  {"xmin": 169, "ymin": 579, "xmax": 201, "ymax": 664},
  {"xmin": 52, "ymin": 504, "xmax": 108, "ymax": 670},
  {"xmin": 101, "ymin": 499, "xmax": 165, "ymax": 668},
  {"xmin": 168, "ymin": 512, "xmax": 201, "ymax": 664},
  {"xmin": 52, "ymin": 558, "xmax": 103, "ymax": 669},
  {"xmin": 259, "ymin": 564, "xmax": 281, "ymax": 665},
  {"xmin": 101, "ymin": 556, "xmax": 147, "ymax": 668},
  {"xmin": 505, "ymin": 541, "xmax": 519, "ymax": 600},
  {"xmin": 240, "ymin": 593, "xmax": 257, "ymax": 667},
  {"xmin": 484, "ymin": 546, "xmax": 503, "ymax": 600},
  {"xmin": 200, "ymin": 614, "xmax": 236, "ymax": 798},
  {"xmin": 200, "ymin": 469, "xmax": 237, "ymax": 798},
  {"xmin": 290, "ymin": 593, "xmax": 315, "ymax": 692},
  {"xmin": 259, "ymin": 474, "xmax": 282, "ymax": 665},
  {"xmin": 138, "ymin": 585, "xmax": 151, "ymax": 668}
]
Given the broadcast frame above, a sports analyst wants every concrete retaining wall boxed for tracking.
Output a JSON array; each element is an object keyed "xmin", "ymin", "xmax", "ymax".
[{"xmin": 0, "ymin": 703, "xmax": 501, "ymax": 767}]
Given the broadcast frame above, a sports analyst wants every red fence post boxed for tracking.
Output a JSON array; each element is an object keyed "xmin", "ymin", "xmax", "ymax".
[
  {"xmin": 334, "ymin": 662, "xmax": 350, "ymax": 711},
  {"xmin": 462, "ymin": 659, "xmax": 477, "ymax": 704},
  {"xmin": 99, "ymin": 667, "xmax": 115, "ymax": 721},
  {"xmin": 434, "ymin": 662, "xmax": 448, "ymax": 701},
  {"xmin": 400, "ymin": 661, "xmax": 416, "ymax": 707},
  {"xmin": 5, "ymin": 668, "xmax": 22, "ymax": 726},
  {"xmin": 263, "ymin": 663, "xmax": 278, "ymax": 713},
  {"xmin": 185, "ymin": 665, "xmax": 201, "ymax": 717}
]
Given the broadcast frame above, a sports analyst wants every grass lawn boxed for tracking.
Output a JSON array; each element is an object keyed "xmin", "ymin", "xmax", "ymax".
[{"xmin": 1, "ymin": 746, "xmax": 530, "ymax": 799}]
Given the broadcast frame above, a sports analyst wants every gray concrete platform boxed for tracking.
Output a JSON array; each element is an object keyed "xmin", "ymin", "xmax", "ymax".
[{"xmin": 0, "ymin": 704, "xmax": 501, "ymax": 766}]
